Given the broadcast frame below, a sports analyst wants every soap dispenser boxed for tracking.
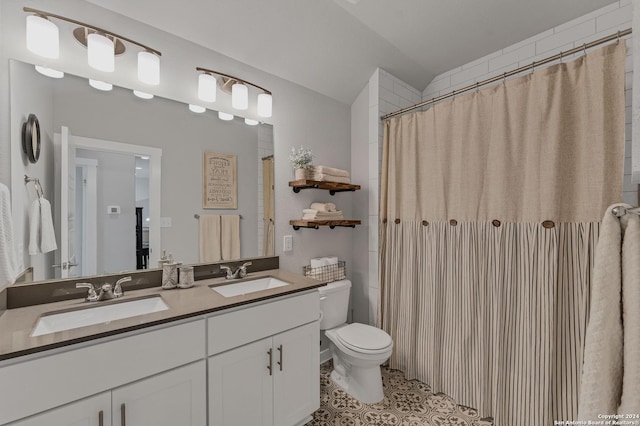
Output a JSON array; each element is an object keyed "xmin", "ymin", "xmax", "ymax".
[
  {"xmin": 157, "ymin": 250, "xmax": 170, "ymax": 269},
  {"xmin": 161, "ymin": 253, "xmax": 179, "ymax": 289}
]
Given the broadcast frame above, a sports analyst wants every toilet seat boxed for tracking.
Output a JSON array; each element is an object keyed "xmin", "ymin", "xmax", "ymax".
[{"xmin": 335, "ymin": 323, "xmax": 392, "ymax": 355}]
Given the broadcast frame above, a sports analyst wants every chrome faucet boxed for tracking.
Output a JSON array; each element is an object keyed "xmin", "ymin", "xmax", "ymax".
[
  {"xmin": 76, "ymin": 276, "xmax": 131, "ymax": 302},
  {"xmin": 219, "ymin": 262, "xmax": 252, "ymax": 280}
]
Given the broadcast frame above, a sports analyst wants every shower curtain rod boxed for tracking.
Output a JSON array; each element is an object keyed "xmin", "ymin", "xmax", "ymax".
[{"xmin": 382, "ymin": 27, "xmax": 632, "ymax": 121}]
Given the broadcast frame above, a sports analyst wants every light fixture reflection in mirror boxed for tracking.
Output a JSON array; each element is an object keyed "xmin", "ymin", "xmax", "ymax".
[
  {"xmin": 34, "ymin": 65, "xmax": 64, "ymax": 79},
  {"xmin": 133, "ymin": 90, "xmax": 154, "ymax": 100},
  {"xmin": 188, "ymin": 104, "xmax": 206, "ymax": 113},
  {"xmin": 244, "ymin": 118, "xmax": 259, "ymax": 126},
  {"xmin": 89, "ymin": 79, "xmax": 113, "ymax": 91},
  {"xmin": 218, "ymin": 111, "xmax": 234, "ymax": 121}
]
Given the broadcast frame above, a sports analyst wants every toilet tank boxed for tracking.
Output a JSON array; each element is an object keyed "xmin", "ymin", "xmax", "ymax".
[{"xmin": 318, "ymin": 279, "xmax": 351, "ymax": 330}]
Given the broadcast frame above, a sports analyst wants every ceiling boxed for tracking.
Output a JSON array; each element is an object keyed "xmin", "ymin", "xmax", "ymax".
[{"xmin": 86, "ymin": 0, "xmax": 616, "ymax": 105}]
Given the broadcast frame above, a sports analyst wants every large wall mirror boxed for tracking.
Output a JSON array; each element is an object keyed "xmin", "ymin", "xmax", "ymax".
[{"xmin": 10, "ymin": 59, "xmax": 275, "ymax": 283}]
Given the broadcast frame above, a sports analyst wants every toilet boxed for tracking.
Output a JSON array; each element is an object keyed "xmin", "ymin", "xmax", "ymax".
[{"xmin": 319, "ymin": 279, "xmax": 393, "ymax": 404}]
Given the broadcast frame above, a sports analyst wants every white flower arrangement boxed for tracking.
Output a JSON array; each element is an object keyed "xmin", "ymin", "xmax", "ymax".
[{"xmin": 289, "ymin": 145, "xmax": 313, "ymax": 170}]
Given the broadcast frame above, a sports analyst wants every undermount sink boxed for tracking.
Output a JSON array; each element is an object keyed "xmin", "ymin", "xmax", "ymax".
[
  {"xmin": 32, "ymin": 296, "xmax": 169, "ymax": 337},
  {"xmin": 211, "ymin": 276, "xmax": 289, "ymax": 298}
]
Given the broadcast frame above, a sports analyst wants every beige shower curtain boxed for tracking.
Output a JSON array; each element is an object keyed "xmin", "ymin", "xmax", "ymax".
[
  {"xmin": 262, "ymin": 156, "xmax": 275, "ymax": 256},
  {"xmin": 379, "ymin": 42, "xmax": 626, "ymax": 425}
]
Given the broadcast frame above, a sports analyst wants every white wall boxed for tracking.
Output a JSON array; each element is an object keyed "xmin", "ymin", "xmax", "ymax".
[
  {"xmin": 423, "ymin": 0, "xmax": 634, "ymax": 204},
  {"xmin": 0, "ymin": 0, "xmax": 352, "ymax": 290}
]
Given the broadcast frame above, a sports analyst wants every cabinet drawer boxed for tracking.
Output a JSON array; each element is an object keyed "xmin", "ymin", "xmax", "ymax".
[
  {"xmin": 207, "ymin": 291, "xmax": 319, "ymax": 355},
  {"xmin": 0, "ymin": 319, "xmax": 205, "ymax": 425}
]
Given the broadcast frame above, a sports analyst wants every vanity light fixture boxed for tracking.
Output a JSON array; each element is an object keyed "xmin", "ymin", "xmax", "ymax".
[
  {"xmin": 133, "ymin": 90, "xmax": 154, "ymax": 100},
  {"xmin": 87, "ymin": 32, "xmax": 114, "ymax": 72},
  {"xmin": 88, "ymin": 79, "xmax": 112, "ymax": 91},
  {"xmin": 189, "ymin": 104, "xmax": 206, "ymax": 113},
  {"xmin": 218, "ymin": 111, "xmax": 234, "ymax": 121},
  {"xmin": 34, "ymin": 65, "xmax": 64, "ymax": 79},
  {"xmin": 196, "ymin": 67, "xmax": 272, "ymax": 117},
  {"xmin": 26, "ymin": 14, "xmax": 59, "ymax": 59},
  {"xmin": 244, "ymin": 118, "xmax": 259, "ymax": 126},
  {"xmin": 24, "ymin": 7, "xmax": 161, "ymax": 84}
]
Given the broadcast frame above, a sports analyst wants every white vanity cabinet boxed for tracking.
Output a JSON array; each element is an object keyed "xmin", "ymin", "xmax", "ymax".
[
  {"xmin": 0, "ymin": 320, "xmax": 206, "ymax": 425},
  {"xmin": 207, "ymin": 291, "xmax": 320, "ymax": 426},
  {"xmin": 8, "ymin": 361, "xmax": 206, "ymax": 426}
]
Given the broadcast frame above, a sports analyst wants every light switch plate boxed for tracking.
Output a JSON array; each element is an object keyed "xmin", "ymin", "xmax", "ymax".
[
  {"xmin": 283, "ymin": 235, "xmax": 293, "ymax": 252},
  {"xmin": 160, "ymin": 217, "xmax": 172, "ymax": 228}
]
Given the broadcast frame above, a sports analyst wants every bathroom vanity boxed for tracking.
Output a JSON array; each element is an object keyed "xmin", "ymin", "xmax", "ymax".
[{"xmin": 0, "ymin": 269, "xmax": 323, "ymax": 426}]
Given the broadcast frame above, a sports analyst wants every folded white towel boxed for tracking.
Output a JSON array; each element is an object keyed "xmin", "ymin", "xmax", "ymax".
[
  {"xmin": 0, "ymin": 183, "xmax": 19, "ymax": 287},
  {"xmin": 310, "ymin": 257, "xmax": 327, "ymax": 268},
  {"xmin": 309, "ymin": 165, "xmax": 350, "ymax": 178},
  {"xmin": 29, "ymin": 198, "xmax": 57, "ymax": 255},
  {"xmin": 325, "ymin": 256, "xmax": 339, "ymax": 266},
  {"xmin": 309, "ymin": 174, "xmax": 351, "ymax": 184},
  {"xmin": 310, "ymin": 202, "xmax": 337, "ymax": 212}
]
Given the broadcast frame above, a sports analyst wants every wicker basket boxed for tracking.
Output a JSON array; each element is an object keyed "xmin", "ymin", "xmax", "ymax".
[{"xmin": 303, "ymin": 260, "xmax": 346, "ymax": 283}]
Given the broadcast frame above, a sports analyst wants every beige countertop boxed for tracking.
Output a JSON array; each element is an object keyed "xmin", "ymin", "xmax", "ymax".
[{"xmin": 0, "ymin": 269, "xmax": 326, "ymax": 362}]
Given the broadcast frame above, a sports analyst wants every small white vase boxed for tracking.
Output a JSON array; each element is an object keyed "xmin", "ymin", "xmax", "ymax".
[{"xmin": 294, "ymin": 168, "xmax": 308, "ymax": 180}]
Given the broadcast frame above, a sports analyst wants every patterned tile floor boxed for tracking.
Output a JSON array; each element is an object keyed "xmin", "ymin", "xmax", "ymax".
[{"xmin": 306, "ymin": 361, "xmax": 494, "ymax": 426}]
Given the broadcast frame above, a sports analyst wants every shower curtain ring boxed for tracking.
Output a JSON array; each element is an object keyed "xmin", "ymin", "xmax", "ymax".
[
  {"xmin": 583, "ymin": 43, "xmax": 587, "ymax": 56},
  {"xmin": 617, "ymin": 31, "xmax": 620, "ymax": 43},
  {"xmin": 531, "ymin": 61, "xmax": 535, "ymax": 73},
  {"xmin": 559, "ymin": 51, "xmax": 563, "ymax": 63},
  {"xmin": 475, "ymin": 82, "xmax": 480, "ymax": 92},
  {"xmin": 503, "ymin": 72, "xmax": 506, "ymax": 84}
]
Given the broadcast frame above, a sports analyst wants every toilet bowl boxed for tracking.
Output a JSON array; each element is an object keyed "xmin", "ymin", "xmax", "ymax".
[{"xmin": 319, "ymin": 280, "xmax": 393, "ymax": 404}]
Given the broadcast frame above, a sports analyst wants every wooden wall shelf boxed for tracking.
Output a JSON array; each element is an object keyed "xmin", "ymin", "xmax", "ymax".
[
  {"xmin": 289, "ymin": 220, "xmax": 361, "ymax": 230},
  {"xmin": 289, "ymin": 180, "xmax": 361, "ymax": 195}
]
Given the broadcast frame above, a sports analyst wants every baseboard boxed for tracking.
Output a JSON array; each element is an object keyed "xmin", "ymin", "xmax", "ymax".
[{"xmin": 295, "ymin": 415, "xmax": 313, "ymax": 426}]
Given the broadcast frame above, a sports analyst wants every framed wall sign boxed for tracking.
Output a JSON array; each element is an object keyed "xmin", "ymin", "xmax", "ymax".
[{"xmin": 203, "ymin": 150, "xmax": 237, "ymax": 209}]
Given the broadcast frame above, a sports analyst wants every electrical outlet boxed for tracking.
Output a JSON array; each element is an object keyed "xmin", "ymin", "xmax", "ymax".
[{"xmin": 283, "ymin": 235, "xmax": 293, "ymax": 252}]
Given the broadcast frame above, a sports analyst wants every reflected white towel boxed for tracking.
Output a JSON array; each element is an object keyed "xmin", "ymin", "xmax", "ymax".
[
  {"xmin": 310, "ymin": 202, "xmax": 337, "ymax": 212},
  {"xmin": 221, "ymin": 215, "xmax": 241, "ymax": 260},
  {"xmin": 28, "ymin": 198, "xmax": 57, "ymax": 255},
  {"xmin": 199, "ymin": 214, "xmax": 221, "ymax": 262},
  {"xmin": 0, "ymin": 183, "xmax": 18, "ymax": 286}
]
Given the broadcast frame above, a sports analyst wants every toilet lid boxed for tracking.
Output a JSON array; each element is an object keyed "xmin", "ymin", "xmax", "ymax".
[{"xmin": 335, "ymin": 323, "xmax": 392, "ymax": 351}]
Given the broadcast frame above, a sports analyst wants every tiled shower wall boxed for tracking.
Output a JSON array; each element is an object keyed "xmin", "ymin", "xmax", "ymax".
[{"xmin": 362, "ymin": 0, "xmax": 633, "ymax": 326}]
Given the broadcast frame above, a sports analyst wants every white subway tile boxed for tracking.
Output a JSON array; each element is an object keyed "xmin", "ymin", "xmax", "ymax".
[
  {"xmin": 463, "ymin": 50, "xmax": 501, "ymax": 71},
  {"xmin": 536, "ymin": 21, "xmax": 595, "ymax": 54},
  {"xmin": 368, "ymin": 144, "xmax": 379, "ymax": 180},
  {"xmin": 368, "ymin": 216, "xmax": 378, "ymax": 251},
  {"xmin": 622, "ymin": 191, "xmax": 637, "ymax": 205},
  {"xmin": 626, "ymin": 89, "xmax": 632, "ymax": 108},
  {"xmin": 620, "ymin": 0, "xmax": 631, "ymax": 7},
  {"xmin": 528, "ymin": 43, "xmax": 574, "ymax": 65},
  {"xmin": 625, "ymin": 72, "xmax": 632, "ymax": 90},
  {"xmin": 489, "ymin": 43, "xmax": 536, "ymax": 72},
  {"xmin": 450, "ymin": 61, "xmax": 489, "ymax": 86},
  {"xmin": 424, "ymin": 75, "xmax": 452, "ymax": 95},
  {"xmin": 369, "ymin": 176, "xmax": 379, "ymax": 213},
  {"xmin": 368, "ymin": 251, "xmax": 379, "ymax": 287},
  {"xmin": 394, "ymin": 81, "xmax": 420, "ymax": 104},
  {"xmin": 368, "ymin": 286, "xmax": 378, "ymax": 326},
  {"xmin": 596, "ymin": 4, "xmax": 632, "ymax": 32},
  {"xmin": 623, "ymin": 173, "xmax": 637, "ymax": 191},
  {"xmin": 380, "ymin": 85, "xmax": 401, "ymax": 107},
  {"xmin": 625, "ymin": 157, "xmax": 632, "ymax": 174}
]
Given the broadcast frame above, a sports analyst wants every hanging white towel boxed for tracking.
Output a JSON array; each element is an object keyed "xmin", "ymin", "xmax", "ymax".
[
  {"xmin": 199, "ymin": 214, "xmax": 221, "ymax": 262},
  {"xmin": 578, "ymin": 204, "xmax": 625, "ymax": 420},
  {"xmin": 220, "ymin": 215, "xmax": 240, "ymax": 260},
  {"xmin": 28, "ymin": 197, "xmax": 57, "ymax": 255},
  {"xmin": 0, "ymin": 183, "xmax": 19, "ymax": 287},
  {"xmin": 619, "ymin": 212, "xmax": 640, "ymax": 413}
]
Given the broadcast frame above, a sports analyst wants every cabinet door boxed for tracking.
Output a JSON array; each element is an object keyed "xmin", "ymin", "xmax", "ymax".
[
  {"xmin": 7, "ymin": 393, "xmax": 111, "ymax": 426},
  {"xmin": 209, "ymin": 338, "xmax": 273, "ymax": 426},
  {"xmin": 112, "ymin": 360, "xmax": 206, "ymax": 426},
  {"xmin": 273, "ymin": 321, "xmax": 320, "ymax": 426}
]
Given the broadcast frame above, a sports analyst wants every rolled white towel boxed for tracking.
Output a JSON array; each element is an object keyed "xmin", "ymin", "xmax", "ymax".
[
  {"xmin": 309, "ymin": 174, "xmax": 350, "ymax": 184},
  {"xmin": 310, "ymin": 202, "xmax": 337, "ymax": 212},
  {"xmin": 310, "ymin": 257, "xmax": 328, "ymax": 268},
  {"xmin": 325, "ymin": 256, "xmax": 339, "ymax": 266},
  {"xmin": 309, "ymin": 165, "xmax": 350, "ymax": 178}
]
